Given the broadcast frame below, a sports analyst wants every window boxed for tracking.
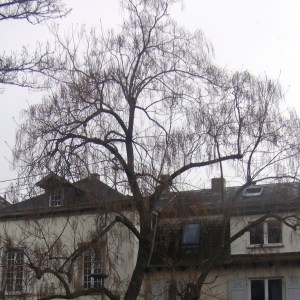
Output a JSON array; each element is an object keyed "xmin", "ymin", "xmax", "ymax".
[
  {"xmin": 267, "ymin": 220, "xmax": 282, "ymax": 244},
  {"xmin": 182, "ymin": 223, "xmax": 200, "ymax": 246},
  {"xmin": 83, "ymin": 249, "xmax": 102, "ymax": 289},
  {"xmin": 49, "ymin": 189, "xmax": 63, "ymax": 207},
  {"xmin": 243, "ymin": 186, "xmax": 264, "ymax": 197},
  {"xmin": 250, "ymin": 222, "xmax": 264, "ymax": 245},
  {"xmin": 5, "ymin": 250, "xmax": 24, "ymax": 293},
  {"xmin": 249, "ymin": 220, "xmax": 282, "ymax": 246},
  {"xmin": 168, "ymin": 282, "xmax": 177, "ymax": 300},
  {"xmin": 250, "ymin": 279, "xmax": 282, "ymax": 300},
  {"xmin": 152, "ymin": 281, "xmax": 187, "ymax": 300}
]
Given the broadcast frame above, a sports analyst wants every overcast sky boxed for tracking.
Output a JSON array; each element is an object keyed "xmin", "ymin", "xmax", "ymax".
[{"xmin": 0, "ymin": 0, "xmax": 299, "ymax": 196}]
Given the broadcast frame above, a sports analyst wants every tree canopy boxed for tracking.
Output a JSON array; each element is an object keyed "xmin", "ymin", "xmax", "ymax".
[
  {"xmin": 12, "ymin": 0, "xmax": 300, "ymax": 299},
  {"xmin": 0, "ymin": 0, "xmax": 69, "ymax": 23},
  {"xmin": 14, "ymin": 0, "xmax": 299, "ymax": 189},
  {"xmin": 0, "ymin": 0, "xmax": 69, "ymax": 88}
]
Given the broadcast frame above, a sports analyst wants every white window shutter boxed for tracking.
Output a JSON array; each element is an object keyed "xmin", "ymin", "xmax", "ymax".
[
  {"xmin": 152, "ymin": 281, "xmax": 166, "ymax": 300},
  {"xmin": 229, "ymin": 279, "xmax": 246, "ymax": 300},
  {"xmin": 286, "ymin": 277, "xmax": 300, "ymax": 300}
]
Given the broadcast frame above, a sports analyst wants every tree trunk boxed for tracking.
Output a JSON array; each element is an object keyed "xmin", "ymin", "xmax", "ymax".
[{"xmin": 123, "ymin": 237, "xmax": 149, "ymax": 300}]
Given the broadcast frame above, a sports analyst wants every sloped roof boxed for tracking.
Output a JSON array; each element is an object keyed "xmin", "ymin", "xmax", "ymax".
[
  {"xmin": 1, "ymin": 175, "xmax": 300, "ymax": 218},
  {"xmin": 0, "ymin": 196, "xmax": 10, "ymax": 208},
  {"xmin": 232, "ymin": 182, "xmax": 300, "ymax": 215},
  {"xmin": 156, "ymin": 182, "xmax": 300, "ymax": 218},
  {"xmin": 0, "ymin": 174, "xmax": 127, "ymax": 217},
  {"xmin": 35, "ymin": 172, "xmax": 71, "ymax": 189}
]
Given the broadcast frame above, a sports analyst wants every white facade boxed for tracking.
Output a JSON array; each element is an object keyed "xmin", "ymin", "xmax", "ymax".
[
  {"xmin": 2, "ymin": 177, "xmax": 300, "ymax": 300},
  {"xmin": 231, "ymin": 214, "xmax": 300, "ymax": 256},
  {"xmin": 148, "ymin": 266, "xmax": 300, "ymax": 300},
  {"xmin": 146, "ymin": 209, "xmax": 300, "ymax": 299},
  {"xmin": 0, "ymin": 211, "xmax": 138, "ymax": 299}
]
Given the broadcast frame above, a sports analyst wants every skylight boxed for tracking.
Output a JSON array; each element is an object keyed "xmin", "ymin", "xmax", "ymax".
[{"xmin": 243, "ymin": 186, "xmax": 264, "ymax": 198}]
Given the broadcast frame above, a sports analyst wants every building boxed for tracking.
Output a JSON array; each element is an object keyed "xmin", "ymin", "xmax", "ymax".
[
  {"xmin": 0, "ymin": 173, "xmax": 138, "ymax": 299},
  {"xmin": 146, "ymin": 179, "xmax": 300, "ymax": 300},
  {"xmin": 1, "ymin": 174, "xmax": 300, "ymax": 300}
]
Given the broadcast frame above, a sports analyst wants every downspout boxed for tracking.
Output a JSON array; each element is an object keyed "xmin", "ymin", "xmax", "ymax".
[{"xmin": 147, "ymin": 211, "xmax": 158, "ymax": 266}]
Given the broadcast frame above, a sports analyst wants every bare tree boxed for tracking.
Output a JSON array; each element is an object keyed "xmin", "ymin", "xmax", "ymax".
[
  {"xmin": 0, "ymin": 0, "xmax": 69, "ymax": 23},
  {"xmin": 0, "ymin": 0, "xmax": 70, "ymax": 88},
  {"xmin": 0, "ymin": 205, "xmax": 133, "ymax": 300},
  {"xmin": 12, "ymin": 0, "xmax": 300, "ymax": 299}
]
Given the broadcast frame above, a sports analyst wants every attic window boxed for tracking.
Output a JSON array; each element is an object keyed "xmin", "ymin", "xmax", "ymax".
[
  {"xmin": 49, "ymin": 189, "xmax": 63, "ymax": 207},
  {"xmin": 182, "ymin": 223, "xmax": 200, "ymax": 246},
  {"xmin": 243, "ymin": 186, "xmax": 263, "ymax": 198}
]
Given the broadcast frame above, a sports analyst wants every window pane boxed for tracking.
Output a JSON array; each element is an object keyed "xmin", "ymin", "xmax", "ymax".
[
  {"xmin": 251, "ymin": 280, "xmax": 265, "ymax": 300},
  {"xmin": 268, "ymin": 279, "xmax": 282, "ymax": 300},
  {"xmin": 6, "ymin": 251, "xmax": 24, "ymax": 293},
  {"xmin": 93, "ymin": 253, "xmax": 102, "ymax": 288},
  {"xmin": 49, "ymin": 190, "xmax": 62, "ymax": 207},
  {"xmin": 15, "ymin": 252, "xmax": 24, "ymax": 292},
  {"xmin": 6, "ymin": 252, "xmax": 15, "ymax": 292},
  {"xmin": 182, "ymin": 223, "xmax": 200, "ymax": 246},
  {"xmin": 83, "ymin": 249, "xmax": 102, "ymax": 289},
  {"xmin": 250, "ymin": 223, "xmax": 264, "ymax": 245},
  {"xmin": 83, "ymin": 251, "xmax": 92, "ymax": 289},
  {"xmin": 268, "ymin": 221, "xmax": 282, "ymax": 244},
  {"xmin": 243, "ymin": 186, "xmax": 264, "ymax": 197}
]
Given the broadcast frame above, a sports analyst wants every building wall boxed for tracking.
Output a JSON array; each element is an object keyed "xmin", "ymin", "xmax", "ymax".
[
  {"xmin": 230, "ymin": 214, "xmax": 300, "ymax": 255},
  {"xmin": 145, "ymin": 212, "xmax": 300, "ymax": 300},
  {"xmin": 146, "ymin": 264, "xmax": 300, "ymax": 300},
  {"xmin": 0, "ymin": 210, "xmax": 138, "ymax": 299}
]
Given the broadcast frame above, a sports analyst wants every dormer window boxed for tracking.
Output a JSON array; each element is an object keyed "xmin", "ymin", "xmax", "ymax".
[
  {"xmin": 243, "ymin": 186, "xmax": 263, "ymax": 198},
  {"xmin": 182, "ymin": 223, "xmax": 200, "ymax": 246},
  {"xmin": 49, "ymin": 189, "xmax": 63, "ymax": 207}
]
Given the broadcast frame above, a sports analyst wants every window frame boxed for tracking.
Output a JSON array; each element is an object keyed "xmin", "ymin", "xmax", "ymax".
[
  {"xmin": 243, "ymin": 186, "xmax": 264, "ymax": 197},
  {"xmin": 250, "ymin": 278, "xmax": 283, "ymax": 300},
  {"xmin": 4, "ymin": 249, "xmax": 25, "ymax": 294},
  {"xmin": 182, "ymin": 223, "xmax": 200, "ymax": 247},
  {"xmin": 49, "ymin": 189, "xmax": 63, "ymax": 207},
  {"xmin": 248, "ymin": 220, "xmax": 282, "ymax": 247},
  {"xmin": 82, "ymin": 247, "xmax": 103, "ymax": 290}
]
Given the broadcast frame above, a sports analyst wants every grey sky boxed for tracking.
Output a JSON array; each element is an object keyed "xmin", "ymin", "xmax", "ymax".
[{"xmin": 0, "ymin": 0, "xmax": 299, "ymax": 196}]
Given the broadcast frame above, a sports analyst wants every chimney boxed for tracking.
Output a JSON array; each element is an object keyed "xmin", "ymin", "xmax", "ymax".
[
  {"xmin": 159, "ymin": 174, "xmax": 172, "ymax": 192},
  {"xmin": 88, "ymin": 173, "xmax": 100, "ymax": 181},
  {"xmin": 211, "ymin": 177, "xmax": 226, "ymax": 193}
]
